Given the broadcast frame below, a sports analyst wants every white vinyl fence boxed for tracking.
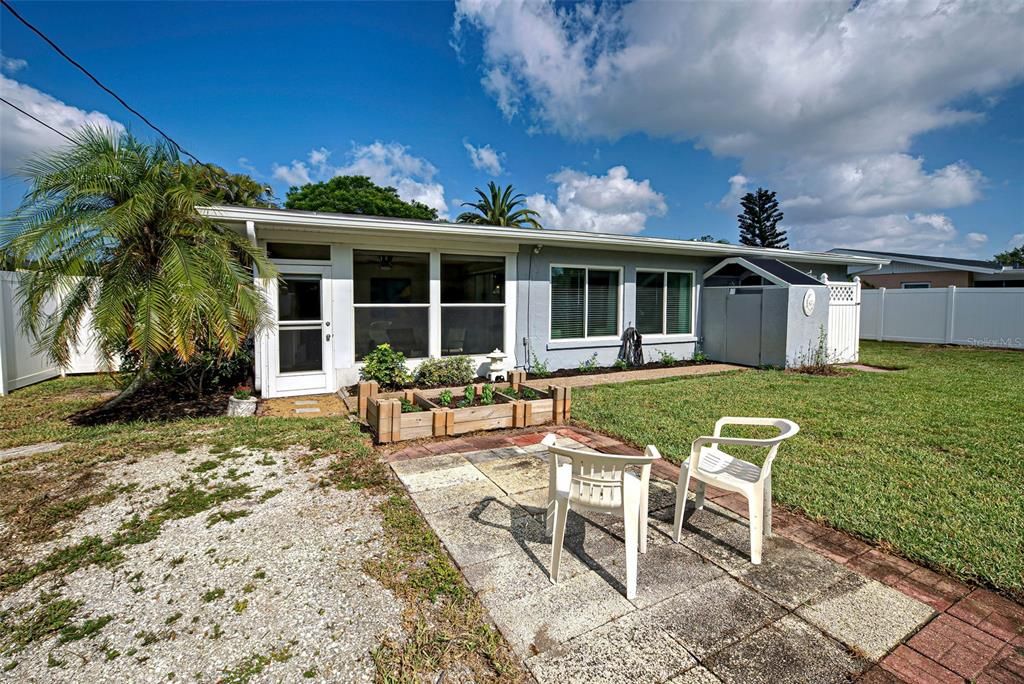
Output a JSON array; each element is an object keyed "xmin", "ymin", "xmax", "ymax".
[
  {"xmin": 821, "ymin": 275, "xmax": 861, "ymax": 363},
  {"xmin": 861, "ymin": 286, "xmax": 1024, "ymax": 349},
  {"xmin": 0, "ymin": 271, "xmax": 107, "ymax": 395}
]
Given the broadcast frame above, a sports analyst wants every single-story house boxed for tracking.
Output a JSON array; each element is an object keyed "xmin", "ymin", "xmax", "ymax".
[
  {"xmin": 201, "ymin": 206, "xmax": 887, "ymax": 398},
  {"xmin": 831, "ymin": 248, "xmax": 1024, "ymax": 289}
]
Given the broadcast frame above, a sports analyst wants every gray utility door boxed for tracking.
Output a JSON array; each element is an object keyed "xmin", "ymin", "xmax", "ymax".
[{"xmin": 701, "ymin": 287, "xmax": 763, "ymax": 367}]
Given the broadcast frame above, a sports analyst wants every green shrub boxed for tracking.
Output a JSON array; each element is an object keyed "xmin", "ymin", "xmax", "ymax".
[
  {"xmin": 119, "ymin": 338, "xmax": 254, "ymax": 397},
  {"xmin": 656, "ymin": 349, "xmax": 677, "ymax": 365},
  {"xmin": 613, "ymin": 358, "xmax": 627, "ymax": 370},
  {"xmin": 232, "ymin": 389, "xmax": 252, "ymax": 400},
  {"xmin": 414, "ymin": 356, "xmax": 475, "ymax": 387},
  {"xmin": 399, "ymin": 398, "xmax": 423, "ymax": 413},
  {"xmin": 438, "ymin": 389, "xmax": 453, "ymax": 407},
  {"xmin": 480, "ymin": 384, "xmax": 494, "ymax": 405},
  {"xmin": 459, "ymin": 385, "xmax": 475, "ymax": 408},
  {"xmin": 530, "ymin": 352, "xmax": 551, "ymax": 377},
  {"xmin": 360, "ymin": 344, "xmax": 410, "ymax": 389},
  {"xmin": 577, "ymin": 353, "xmax": 599, "ymax": 373}
]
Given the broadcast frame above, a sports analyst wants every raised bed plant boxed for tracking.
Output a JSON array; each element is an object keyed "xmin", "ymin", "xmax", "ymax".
[{"xmin": 358, "ymin": 371, "xmax": 571, "ymax": 444}]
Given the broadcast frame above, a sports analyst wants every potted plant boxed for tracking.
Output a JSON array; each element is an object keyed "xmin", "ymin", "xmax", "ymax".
[{"xmin": 227, "ymin": 387, "xmax": 257, "ymax": 417}]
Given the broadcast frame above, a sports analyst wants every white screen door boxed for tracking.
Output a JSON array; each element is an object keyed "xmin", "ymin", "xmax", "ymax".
[{"xmin": 272, "ymin": 266, "xmax": 333, "ymax": 396}]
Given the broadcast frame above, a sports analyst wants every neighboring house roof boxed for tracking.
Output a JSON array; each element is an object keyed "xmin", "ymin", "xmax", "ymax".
[
  {"xmin": 829, "ymin": 248, "xmax": 1003, "ymax": 274},
  {"xmin": 201, "ymin": 205, "xmax": 889, "ymax": 267}
]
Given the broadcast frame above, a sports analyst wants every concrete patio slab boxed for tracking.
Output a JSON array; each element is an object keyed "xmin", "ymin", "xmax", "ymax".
[
  {"xmin": 486, "ymin": 569, "xmax": 635, "ymax": 656},
  {"xmin": 391, "ymin": 453, "xmax": 488, "ymax": 493},
  {"xmin": 735, "ymin": 535, "xmax": 856, "ymax": 609},
  {"xmin": 527, "ymin": 609, "xmax": 697, "ymax": 684},
  {"xmin": 642, "ymin": 576, "xmax": 786, "ymax": 658},
  {"xmin": 461, "ymin": 540, "xmax": 590, "ymax": 605},
  {"xmin": 476, "ymin": 453, "xmax": 551, "ymax": 494},
  {"xmin": 705, "ymin": 614, "xmax": 869, "ymax": 684},
  {"xmin": 797, "ymin": 574, "xmax": 935, "ymax": 660},
  {"xmin": 422, "ymin": 496, "xmax": 542, "ymax": 567},
  {"xmin": 463, "ymin": 446, "xmax": 527, "ymax": 464},
  {"xmin": 407, "ymin": 476, "xmax": 506, "ymax": 515},
  {"xmin": 668, "ymin": 665, "xmax": 724, "ymax": 684}
]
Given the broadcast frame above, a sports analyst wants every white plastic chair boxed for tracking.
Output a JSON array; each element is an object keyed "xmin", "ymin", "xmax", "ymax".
[
  {"xmin": 543, "ymin": 433, "xmax": 661, "ymax": 600},
  {"xmin": 671, "ymin": 417, "xmax": 799, "ymax": 564}
]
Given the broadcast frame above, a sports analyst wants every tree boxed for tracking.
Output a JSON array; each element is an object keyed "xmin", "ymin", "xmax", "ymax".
[
  {"xmin": 3, "ymin": 128, "xmax": 276, "ymax": 407},
  {"xmin": 284, "ymin": 175, "xmax": 438, "ymax": 220},
  {"xmin": 737, "ymin": 188, "xmax": 788, "ymax": 249},
  {"xmin": 993, "ymin": 246, "xmax": 1024, "ymax": 268},
  {"xmin": 456, "ymin": 181, "xmax": 542, "ymax": 229},
  {"xmin": 690, "ymin": 234, "xmax": 730, "ymax": 244},
  {"xmin": 197, "ymin": 164, "xmax": 277, "ymax": 208}
]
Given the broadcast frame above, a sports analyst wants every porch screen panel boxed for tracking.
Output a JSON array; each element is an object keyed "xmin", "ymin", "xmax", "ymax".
[
  {"xmin": 667, "ymin": 272, "xmax": 693, "ymax": 334},
  {"xmin": 551, "ymin": 267, "xmax": 585, "ymax": 339},
  {"xmin": 635, "ymin": 271, "xmax": 665, "ymax": 335},
  {"xmin": 587, "ymin": 269, "xmax": 619, "ymax": 337},
  {"xmin": 353, "ymin": 250, "xmax": 429, "ymax": 360},
  {"xmin": 441, "ymin": 254, "xmax": 505, "ymax": 355}
]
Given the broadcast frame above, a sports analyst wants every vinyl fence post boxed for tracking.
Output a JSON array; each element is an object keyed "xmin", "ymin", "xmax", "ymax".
[
  {"xmin": 945, "ymin": 286, "xmax": 957, "ymax": 344},
  {"xmin": 877, "ymin": 288, "xmax": 886, "ymax": 342}
]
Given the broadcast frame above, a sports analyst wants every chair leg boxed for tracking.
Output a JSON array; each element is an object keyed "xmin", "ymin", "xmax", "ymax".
[
  {"xmin": 763, "ymin": 474, "xmax": 773, "ymax": 538},
  {"xmin": 622, "ymin": 502, "xmax": 639, "ymax": 600},
  {"xmin": 546, "ymin": 497, "xmax": 555, "ymax": 536},
  {"xmin": 550, "ymin": 498, "xmax": 569, "ymax": 583},
  {"xmin": 694, "ymin": 481, "xmax": 706, "ymax": 510},
  {"xmin": 672, "ymin": 465, "xmax": 691, "ymax": 543},
  {"xmin": 639, "ymin": 480, "xmax": 650, "ymax": 555},
  {"xmin": 748, "ymin": 490, "xmax": 764, "ymax": 565}
]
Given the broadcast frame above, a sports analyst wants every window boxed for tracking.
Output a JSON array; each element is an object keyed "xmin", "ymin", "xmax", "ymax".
[
  {"xmin": 550, "ymin": 266, "xmax": 620, "ymax": 340},
  {"xmin": 636, "ymin": 270, "xmax": 693, "ymax": 335},
  {"xmin": 278, "ymin": 276, "xmax": 323, "ymax": 373},
  {"xmin": 901, "ymin": 282, "xmax": 931, "ymax": 289},
  {"xmin": 441, "ymin": 254, "xmax": 505, "ymax": 355},
  {"xmin": 353, "ymin": 250, "xmax": 429, "ymax": 359},
  {"xmin": 267, "ymin": 242, "xmax": 330, "ymax": 261}
]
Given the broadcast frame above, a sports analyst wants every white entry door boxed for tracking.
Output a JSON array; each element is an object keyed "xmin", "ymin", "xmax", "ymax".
[{"xmin": 271, "ymin": 266, "xmax": 333, "ymax": 396}]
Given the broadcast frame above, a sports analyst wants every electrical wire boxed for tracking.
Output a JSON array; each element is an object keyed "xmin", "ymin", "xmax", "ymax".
[
  {"xmin": 1, "ymin": 0, "xmax": 206, "ymax": 165},
  {"xmin": 0, "ymin": 96, "xmax": 75, "ymax": 143}
]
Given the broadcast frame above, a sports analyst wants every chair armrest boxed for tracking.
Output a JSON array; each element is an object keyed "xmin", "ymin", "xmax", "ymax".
[{"xmin": 712, "ymin": 417, "xmax": 800, "ymax": 442}]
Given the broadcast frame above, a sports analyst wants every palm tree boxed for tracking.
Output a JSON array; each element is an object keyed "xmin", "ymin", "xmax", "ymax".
[
  {"xmin": 3, "ymin": 127, "xmax": 277, "ymax": 407},
  {"xmin": 456, "ymin": 181, "xmax": 542, "ymax": 229}
]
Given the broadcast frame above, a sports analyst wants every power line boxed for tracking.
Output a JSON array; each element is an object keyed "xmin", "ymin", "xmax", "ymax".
[
  {"xmin": 0, "ymin": 96, "xmax": 75, "ymax": 143},
  {"xmin": 1, "ymin": 0, "xmax": 206, "ymax": 165}
]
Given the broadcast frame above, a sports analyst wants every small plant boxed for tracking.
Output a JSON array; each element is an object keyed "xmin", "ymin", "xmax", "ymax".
[
  {"xmin": 438, "ymin": 389, "xmax": 453, "ymax": 407},
  {"xmin": 656, "ymin": 349, "xmax": 677, "ymax": 365},
  {"xmin": 530, "ymin": 352, "xmax": 551, "ymax": 377},
  {"xmin": 414, "ymin": 356, "xmax": 475, "ymax": 387},
  {"xmin": 399, "ymin": 398, "xmax": 423, "ymax": 413},
  {"xmin": 692, "ymin": 349, "xmax": 708, "ymax": 363},
  {"xmin": 459, "ymin": 385, "xmax": 475, "ymax": 408},
  {"xmin": 613, "ymin": 358, "xmax": 627, "ymax": 370},
  {"xmin": 509, "ymin": 385, "xmax": 540, "ymax": 400},
  {"xmin": 791, "ymin": 325, "xmax": 839, "ymax": 375},
  {"xmin": 232, "ymin": 389, "xmax": 252, "ymax": 400},
  {"xmin": 577, "ymin": 353, "xmax": 599, "ymax": 373},
  {"xmin": 359, "ymin": 344, "xmax": 410, "ymax": 390},
  {"xmin": 480, "ymin": 384, "xmax": 494, "ymax": 405}
]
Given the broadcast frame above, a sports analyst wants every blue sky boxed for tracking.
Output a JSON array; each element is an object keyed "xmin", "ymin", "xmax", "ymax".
[{"xmin": 1, "ymin": 0, "xmax": 1022, "ymax": 258}]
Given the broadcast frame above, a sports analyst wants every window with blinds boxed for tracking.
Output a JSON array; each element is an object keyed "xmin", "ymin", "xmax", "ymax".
[
  {"xmin": 550, "ymin": 266, "xmax": 620, "ymax": 339},
  {"xmin": 635, "ymin": 270, "xmax": 693, "ymax": 335}
]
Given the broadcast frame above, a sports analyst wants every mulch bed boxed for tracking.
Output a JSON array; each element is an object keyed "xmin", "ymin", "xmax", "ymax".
[
  {"xmin": 69, "ymin": 384, "xmax": 231, "ymax": 425},
  {"xmin": 526, "ymin": 359, "xmax": 709, "ymax": 381}
]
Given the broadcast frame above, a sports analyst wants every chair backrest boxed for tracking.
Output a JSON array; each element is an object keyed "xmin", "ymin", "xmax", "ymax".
[
  {"xmin": 542, "ymin": 434, "xmax": 659, "ymax": 511},
  {"xmin": 712, "ymin": 417, "xmax": 799, "ymax": 480}
]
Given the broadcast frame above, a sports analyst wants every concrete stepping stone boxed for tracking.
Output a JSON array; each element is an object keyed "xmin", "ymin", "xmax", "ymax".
[
  {"xmin": 0, "ymin": 441, "xmax": 64, "ymax": 464},
  {"xmin": 293, "ymin": 407, "xmax": 321, "ymax": 414}
]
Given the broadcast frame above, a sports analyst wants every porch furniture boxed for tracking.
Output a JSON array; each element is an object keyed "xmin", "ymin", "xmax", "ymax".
[
  {"xmin": 671, "ymin": 417, "xmax": 800, "ymax": 564},
  {"xmin": 543, "ymin": 433, "xmax": 661, "ymax": 600}
]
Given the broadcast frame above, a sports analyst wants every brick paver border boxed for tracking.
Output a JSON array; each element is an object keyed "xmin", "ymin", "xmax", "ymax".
[{"xmin": 383, "ymin": 424, "xmax": 1024, "ymax": 683}]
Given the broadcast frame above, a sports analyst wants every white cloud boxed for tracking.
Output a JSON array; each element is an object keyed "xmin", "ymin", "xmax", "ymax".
[
  {"xmin": 0, "ymin": 75, "xmax": 124, "ymax": 176},
  {"xmin": 1007, "ymin": 233, "xmax": 1024, "ymax": 249},
  {"xmin": 527, "ymin": 165, "xmax": 666, "ymax": 234},
  {"xmin": 271, "ymin": 142, "xmax": 449, "ymax": 218},
  {"xmin": 966, "ymin": 232, "xmax": 989, "ymax": 246},
  {"xmin": 455, "ymin": 0, "xmax": 1024, "ymax": 251},
  {"xmin": 463, "ymin": 140, "xmax": 504, "ymax": 175},
  {"xmin": 717, "ymin": 174, "xmax": 749, "ymax": 210},
  {"xmin": 791, "ymin": 213, "xmax": 962, "ymax": 254},
  {"xmin": 1, "ymin": 53, "xmax": 28, "ymax": 74}
]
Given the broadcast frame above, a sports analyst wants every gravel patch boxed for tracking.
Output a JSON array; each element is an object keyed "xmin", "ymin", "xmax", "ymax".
[{"xmin": 1, "ymin": 446, "xmax": 403, "ymax": 683}]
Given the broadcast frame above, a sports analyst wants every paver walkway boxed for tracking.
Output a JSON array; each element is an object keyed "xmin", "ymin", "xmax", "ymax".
[
  {"xmin": 387, "ymin": 428, "xmax": 1024, "ymax": 683},
  {"xmin": 523, "ymin": 363, "xmax": 743, "ymax": 390}
]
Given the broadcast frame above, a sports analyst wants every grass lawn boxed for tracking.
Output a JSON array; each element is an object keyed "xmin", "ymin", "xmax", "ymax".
[
  {"xmin": 571, "ymin": 341, "xmax": 1023, "ymax": 598},
  {"xmin": 0, "ymin": 376, "xmax": 525, "ymax": 682}
]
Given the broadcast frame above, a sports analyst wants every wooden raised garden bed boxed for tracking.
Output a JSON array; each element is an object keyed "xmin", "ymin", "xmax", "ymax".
[{"xmin": 358, "ymin": 371, "xmax": 571, "ymax": 444}]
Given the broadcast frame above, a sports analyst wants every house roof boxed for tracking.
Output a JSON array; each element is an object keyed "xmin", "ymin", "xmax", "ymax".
[
  {"xmin": 829, "ymin": 248, "xmax": 1002, "ymax": 274},
  {"xmin": 200, "ymin": 205, "xmax": 889, "ymax": 267}
]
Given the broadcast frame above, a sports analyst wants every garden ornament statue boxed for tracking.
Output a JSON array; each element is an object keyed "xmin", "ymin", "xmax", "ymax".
[
  {"xmin": 619, "ymin": 326, "xmax": 644, "ymax": 367},
  {"xmin": 487, "ymin": 348, "xmax": 508, "ymax": 382}
]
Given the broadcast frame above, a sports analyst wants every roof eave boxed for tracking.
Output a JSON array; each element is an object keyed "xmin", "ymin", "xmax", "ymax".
[{"xmin": 200, "ymin": 205, "xmax": 890, "ymax": 267}]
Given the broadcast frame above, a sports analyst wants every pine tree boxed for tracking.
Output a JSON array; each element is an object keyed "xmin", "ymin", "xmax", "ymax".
[{"xmin": 737, "ymin": 188, "xmax": 788, "ymax": 249}]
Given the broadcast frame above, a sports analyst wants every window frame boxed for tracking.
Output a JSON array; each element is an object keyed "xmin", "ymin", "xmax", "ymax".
[
  {"xmin": 635, "ymin": 268, "xmax": 696, "ymax": 338},
  {"xmin": 900, "ymin": 282, "xmax": 931, "ymax": 289},
  {"xmin": 548, "ymin": 264, "xmax": 624, "ymax": 342},
  {"xmin": 352, "ymin": 248, "xmax": 431, "ymax": 360},
  {"xmin": 439, "ymin": 253, "xmax": 506, "ymax": 356}
]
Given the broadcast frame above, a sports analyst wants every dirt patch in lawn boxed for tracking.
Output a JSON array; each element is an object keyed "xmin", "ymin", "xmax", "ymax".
[{"xmin": 69, "ymin": 385, "xmax": 231, "ymax": 425}]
